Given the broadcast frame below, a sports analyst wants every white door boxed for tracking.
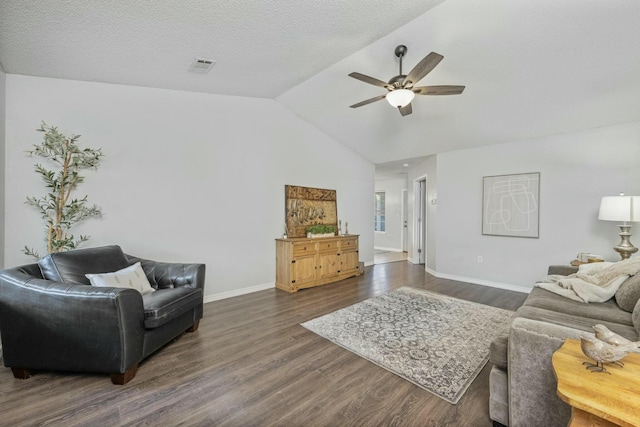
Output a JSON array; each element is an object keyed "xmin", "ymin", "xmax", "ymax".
[{"xmin": 402, "ymin": 189, "xmax": 408, "ymax": 252}]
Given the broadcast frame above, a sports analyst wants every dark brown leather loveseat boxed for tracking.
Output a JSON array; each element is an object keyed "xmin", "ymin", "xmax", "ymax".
[{"xmin": 0, "ymin": 245, "xmax": 205, "ymax": 384}]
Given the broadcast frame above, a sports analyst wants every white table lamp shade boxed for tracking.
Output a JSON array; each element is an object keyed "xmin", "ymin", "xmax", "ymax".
[{"xmin": 598, "ymin": 196, "xmax": 640, "ymax": 222}]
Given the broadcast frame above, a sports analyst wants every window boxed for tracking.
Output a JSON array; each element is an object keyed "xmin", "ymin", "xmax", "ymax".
[{"xmin": 374, "ymin": 192, "xmax": 386, "ymax": 232}]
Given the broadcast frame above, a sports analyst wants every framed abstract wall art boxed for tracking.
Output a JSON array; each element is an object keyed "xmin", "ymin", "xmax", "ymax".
[{"xmin": 482, "ymin": 172, "xmax": 540, "ymax": 238}]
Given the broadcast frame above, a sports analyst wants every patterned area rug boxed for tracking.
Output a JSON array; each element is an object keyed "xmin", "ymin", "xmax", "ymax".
[{"xmin": 301, "ymin": 287, "xmax": 514, "ymax": 404}]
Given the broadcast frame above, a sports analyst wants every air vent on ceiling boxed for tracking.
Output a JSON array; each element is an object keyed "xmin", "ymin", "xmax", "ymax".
[{"xmin": 188, "ymin": 58, "xmax": 216, "ymax": 73}]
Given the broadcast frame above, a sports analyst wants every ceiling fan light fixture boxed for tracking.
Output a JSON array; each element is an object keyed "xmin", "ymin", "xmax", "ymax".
[
  {"xmin": 386, "ymin": 89, "xmax": 415, "ymax": 108},
  {"xmin": 348, "ymin": 46, "xmax": 463, "ymax": 116}
]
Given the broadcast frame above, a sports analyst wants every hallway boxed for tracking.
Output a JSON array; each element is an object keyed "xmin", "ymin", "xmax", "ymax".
[{"xmin": 373, "ymin": 249, "xmax": 408, "ymax": 264}]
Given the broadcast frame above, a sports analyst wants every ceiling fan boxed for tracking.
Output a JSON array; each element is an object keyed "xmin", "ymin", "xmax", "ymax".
[{"xmin": 348, "ymin": 45, "xmax": 465, "ymax": 116}]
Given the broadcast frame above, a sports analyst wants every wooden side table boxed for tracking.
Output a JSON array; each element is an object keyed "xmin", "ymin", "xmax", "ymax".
[{"xmin": 552, "ymin": 339, "xmax": 640, "ymax": 427}]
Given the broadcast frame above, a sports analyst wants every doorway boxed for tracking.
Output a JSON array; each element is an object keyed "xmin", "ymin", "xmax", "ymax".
[
  {"xmin": 413, "ymin": 177, "xmax": 427, "ymax": 265},
  {"xmin": 401, "ymin": 189, "xmax": 408, "ymax": 253}
]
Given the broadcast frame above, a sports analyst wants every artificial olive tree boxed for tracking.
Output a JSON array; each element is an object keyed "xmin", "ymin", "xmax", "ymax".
[{"xmin": 24, "ymin": 122, "xmax": 104, "ymax": 258}]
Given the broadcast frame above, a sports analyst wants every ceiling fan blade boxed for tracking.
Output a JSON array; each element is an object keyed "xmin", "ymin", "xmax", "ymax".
[
  {"xmin": 402, "ymin": 52, "xmax": 444, "ymax": 87},
  {"xmin": 398, "ymin": 103, "xmax": 412, "ymax": 116},
  {"xmin": 350, "ymin": 94, "xmax": 387, "ymax": 108},
  {"xmin": 349, "ymin": 72, "xmax": 392, "ymax": 89},
  {"xmin": 413, "ymin": 85, "xmax": 465, "ymax": 95}
]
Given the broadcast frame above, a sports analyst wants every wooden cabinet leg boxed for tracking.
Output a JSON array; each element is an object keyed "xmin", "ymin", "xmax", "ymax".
[{"xmin": 110, "ymin": 364, "xmax": 138, "ymax": 385}]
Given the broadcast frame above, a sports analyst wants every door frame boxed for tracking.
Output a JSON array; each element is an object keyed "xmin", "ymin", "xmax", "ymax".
[
  {"xmin": 400, "ymin": 188, "xmax": 408, "ymax": 252},
  {"xmin": 413, "ymin": 175, "xmax": 427, "ymax": 265}
]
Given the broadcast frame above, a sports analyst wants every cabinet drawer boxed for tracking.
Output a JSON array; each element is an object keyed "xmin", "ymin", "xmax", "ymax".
[
  {"xmin": 293, "ymin": 242, "xmax": 316, "ymax": 256},
  {"xmin": 276, "ymin": 236, "xmax": 360, "ymax": 293},
  {"xmin": 340, "ymin": 237, "xmax": 358, "ymax": 251},
  {"xmin": 317, "ymin": 240, "xmax": 339, "ymax": 252}
]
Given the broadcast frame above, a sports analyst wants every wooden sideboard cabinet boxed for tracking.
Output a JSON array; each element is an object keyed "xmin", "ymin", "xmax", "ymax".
[{"xmin": 275, "ymin": 235, "xmax": 360, "ymax": 292}]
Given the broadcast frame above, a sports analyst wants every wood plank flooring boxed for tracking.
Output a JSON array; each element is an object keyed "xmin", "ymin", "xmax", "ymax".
[{"xmin": 0, "ymin": 262, "xmax": 528, "ymax": 426}]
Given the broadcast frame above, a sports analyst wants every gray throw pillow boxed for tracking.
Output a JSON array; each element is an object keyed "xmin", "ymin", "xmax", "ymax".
[{"xmin": 615, "ymin": 273, "xmax": 640, "ymax": 312}]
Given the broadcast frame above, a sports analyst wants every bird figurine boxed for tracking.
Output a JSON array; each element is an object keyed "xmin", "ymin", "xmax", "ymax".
[
  {"xmin": 580, "ymin": 335, "xmax": 639, "ymax": 373},
  {"xmin": 593, "ymin": 324, "xmax": 640, "ymax": 351}
]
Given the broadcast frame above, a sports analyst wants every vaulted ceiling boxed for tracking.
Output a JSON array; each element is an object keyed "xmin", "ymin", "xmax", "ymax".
[{"xmin": 2, "ymin": 0, "xmax": 639, "ymax": 173}]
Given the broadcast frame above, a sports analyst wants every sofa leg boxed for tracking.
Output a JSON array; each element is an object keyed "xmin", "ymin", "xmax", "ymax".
[
  {"xmin": 493, "ymin": 421, "xmax": 507, "ymax": 427},
  {"xmin": 110, "ymin": 364, "xmax": 138, "ymax": 385},
  {"xmin": 186, "ymin": 320, "xmax": 200, "ymax": 332},
  {"xmin": 11, "ymin": 368, "xmax": 35, "ymax": 379}
]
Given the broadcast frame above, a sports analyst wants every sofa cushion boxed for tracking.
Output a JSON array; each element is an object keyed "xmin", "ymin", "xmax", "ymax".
[
  {"xmin": 633, "ymin": 298, "xmax": 640, "ymax": 337},
  {"xmin": 524, "ymin": 287, "xmax": 632, "ymax": 326},
  {"xmin": 515, "ymin": 305, "xmax": 637, "ymax": 341},
  {"xmin": 142, "ymin": 287, "xmax": 202, "ymax": 329},
  {"xmin": 38, "ymin": 245, "xmax": 130, "ymax": 284},
  {"xmin": 616, "ymin": 274, "xmax": 640, "ymax": 312},
  {"xmin": 489, "ymin": 332, "xmax": 509, "ymax": 370},
  {"xmin": 547, "ymin": 265, "xmax": 579, "ymax": 276},
  {"xmin": 86, "ymin": 262, "xmax": 156, "ymax": 295},
  {"xmin": 491, "ymin": 287, "xmax": 638, "ymax": 372}
]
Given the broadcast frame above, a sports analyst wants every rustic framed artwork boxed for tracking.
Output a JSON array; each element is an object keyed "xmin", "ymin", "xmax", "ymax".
[
  {"xmin": 482, "ymin": 172, "xmax": 540, "ymax": 238},
  {"xmin": 285, "ymin": 185, "xmax": 337, "ymax": 238}
]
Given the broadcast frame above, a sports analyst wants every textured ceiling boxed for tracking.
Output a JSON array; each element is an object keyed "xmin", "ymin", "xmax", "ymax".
[
  {"xmin": 2, "ymin": 0, "xmax": 640, "ymax": 173},
  {"xmin": 0, "ymin": 0, "xmax": 443, "ymax": 98}
]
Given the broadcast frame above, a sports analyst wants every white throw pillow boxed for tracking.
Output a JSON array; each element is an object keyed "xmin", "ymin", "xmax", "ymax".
[{"xmin": 86, "ymin": 262, "xmax": 155, "ymax": 295}]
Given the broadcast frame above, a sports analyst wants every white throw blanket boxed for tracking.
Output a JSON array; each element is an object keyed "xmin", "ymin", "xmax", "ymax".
[{"xmin": 535, "ymin": 257, "xmax": 640, "ymax": 303}]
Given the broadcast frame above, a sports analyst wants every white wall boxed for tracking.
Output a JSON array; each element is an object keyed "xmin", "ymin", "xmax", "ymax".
[
  {"xmin": 4, "ymin": 75, "xmax": 375, "ymax": 300},
  {"xmin": 434, "ymin": 121, "xmax": 640, "ymax": 291},
  {"xmin": 0, "ymin": 63, "xmax": 5, "ymax": 268},
  {"xmin": 374, "ymin": 175, "xmax": 407, "ymax": 251}
]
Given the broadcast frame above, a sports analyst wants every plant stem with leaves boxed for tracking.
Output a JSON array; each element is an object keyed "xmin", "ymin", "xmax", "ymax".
[{"xmin": 24, "ymin": 122, "xmax": 104, "ymax": 259}]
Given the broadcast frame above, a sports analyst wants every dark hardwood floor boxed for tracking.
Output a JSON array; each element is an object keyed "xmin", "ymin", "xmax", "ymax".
[{"xmin": 0, "ymin": 262, "xmax": 528, "ymax": 426}]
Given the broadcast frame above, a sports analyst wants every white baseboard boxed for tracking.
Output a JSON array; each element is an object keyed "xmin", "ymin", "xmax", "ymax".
[
  {"xmin": 374, "ymin": 246, "xmax": 403, "ymax": 253},
  {"xmin": 204, "ymin": 282, "xmax": 275, "ymax": 303},
  {"xmin": 430, "ymin": 270, "xmax": 531, "ymax": 294},
  {"xmin": 203, "ymin": 259, "xmax": 375, "ymax": 301},
  {"xmin": 202, "ymin": 267, "xmax": 530, "ymax": 304}
]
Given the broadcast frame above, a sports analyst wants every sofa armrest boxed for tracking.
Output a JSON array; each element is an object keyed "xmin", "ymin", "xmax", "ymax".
[
  {"xmin": 0, "ymin": 268, "xmax": 144, "ymax": 374},
  {"xmin": 126, "ymin": 255, "xmax": 205, "ymax": 291},
  {"xmin": 548, "ymin": 265, "xmax": 578, "ymax": 276},
  {"xmin": 508, "ymin": 317, "xmax": 585, "ymax": 427}
]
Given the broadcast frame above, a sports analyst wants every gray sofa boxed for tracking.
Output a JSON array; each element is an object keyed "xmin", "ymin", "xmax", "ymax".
[
  {"xmin": 0, "ymin": 245, "xmax": 205, "ymax": 384},
  {"xmin": 489, "ymin": 264, "xmax": 640, "ymax": 427}
]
